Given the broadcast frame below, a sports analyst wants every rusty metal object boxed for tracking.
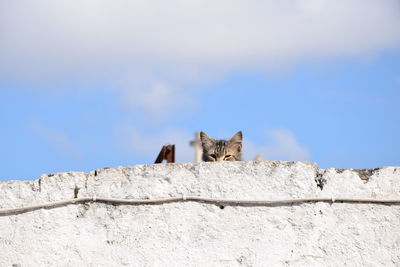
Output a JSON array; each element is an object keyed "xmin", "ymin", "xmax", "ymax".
[{"xmin": 154, "ymin": 145, "xmax": 175, "ymax": 163}]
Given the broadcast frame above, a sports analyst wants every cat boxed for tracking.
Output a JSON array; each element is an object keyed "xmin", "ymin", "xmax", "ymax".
[{"xmin": 199, "ymin": 131, "xmax": 243, "ymax": 162}]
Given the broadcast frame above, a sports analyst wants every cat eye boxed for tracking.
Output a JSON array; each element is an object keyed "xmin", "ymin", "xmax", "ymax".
[
  {"xmin": 224, "ymin": 155, "xmax": 232, "ymax": 159},
  {"xmin": 210, "ymin": 154, "xmax": 217, "ymax": 159}
]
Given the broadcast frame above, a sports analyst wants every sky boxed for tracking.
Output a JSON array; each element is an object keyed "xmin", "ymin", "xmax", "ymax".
[{"xmin": 1, "ymin": 0, "xmax": 399, "ymax": 181}]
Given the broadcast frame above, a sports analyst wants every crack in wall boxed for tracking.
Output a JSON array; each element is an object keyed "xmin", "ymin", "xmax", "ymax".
[
  {"xmin": 38, "ymin": 178, "xmax": 42, "ymax": 192},
  {"xmin": 335, "ymin": 168, "xmax": 380, "ymax": 182},
  {"xmin": 74, "ymin": 186, "xmax": 80, "ymax": 199},
  {"xmin": 315, "ymin": 169, "xmax": 326, "ymax": 190},
  {"xmin": 354, "ymin": 168, "xmax": 380, "ymax": 181}
]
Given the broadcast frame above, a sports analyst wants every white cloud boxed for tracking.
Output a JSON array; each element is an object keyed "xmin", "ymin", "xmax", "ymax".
[
  {"xmin": 115, "ymin": 126, "xmax": 195, "ymax": 163},
  {"xmin": 30, "ymin": 121, "xmax": 83, "ymax": 159},
  {"xmin": 118, "ymin": 79, "xmax": 199, "ymax": 122},
  {"xmin": 1, "ymin": 0, "xmax": 399, "ymax": 117},
  {"xmin": 244, "ymin": 129, "xmax": 310, "ymax": 161}
]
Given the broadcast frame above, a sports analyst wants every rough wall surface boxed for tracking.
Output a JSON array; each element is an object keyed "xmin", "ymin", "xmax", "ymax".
[{"xmin": 0, "ymin": 161, "xmax": 399, "ymax": 266}]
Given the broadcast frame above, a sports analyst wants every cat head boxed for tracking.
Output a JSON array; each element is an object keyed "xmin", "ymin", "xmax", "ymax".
[{"xmin": 199, "ymin": 131, "xmax": 243, "ymax": 162}]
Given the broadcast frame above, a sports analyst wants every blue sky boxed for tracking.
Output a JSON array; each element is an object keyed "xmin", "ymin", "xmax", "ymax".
[{"xmin": 1, "ymin": 0, "xmax": 399, "ymax": 181}]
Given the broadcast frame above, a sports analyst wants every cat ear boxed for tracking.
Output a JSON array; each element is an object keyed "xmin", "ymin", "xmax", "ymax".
[
  {"xmin": 200, "ymin": 132, "xmax": 215, "ymax": 150},
  {"xmin": 200, "ymin": 131, "xmax": 215, "ymax": 150},
  {"xmin": 229, "ymin": 131, "xmax": 243, "ymax": 151}
]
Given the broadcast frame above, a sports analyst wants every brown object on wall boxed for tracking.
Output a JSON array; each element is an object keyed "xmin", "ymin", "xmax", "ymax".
[{"xmin": 154, "ymin": 145, "xmax": 175, "ymax": 163}]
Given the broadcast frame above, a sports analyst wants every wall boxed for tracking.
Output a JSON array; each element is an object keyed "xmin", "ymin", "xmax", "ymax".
[{"xmin": 0, "ymin": 161, "xmax": 399, "ymax": 266}]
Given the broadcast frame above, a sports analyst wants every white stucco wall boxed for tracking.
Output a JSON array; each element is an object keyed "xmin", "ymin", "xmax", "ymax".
[{"xmin": 0, "ymin": 161, "xmax": 399, "ymax": 266}]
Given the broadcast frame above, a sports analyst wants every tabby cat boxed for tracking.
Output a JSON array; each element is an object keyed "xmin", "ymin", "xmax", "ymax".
[{"xmin": 199, "ymin": 131, "xmax": 243, "ymax": 161}]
